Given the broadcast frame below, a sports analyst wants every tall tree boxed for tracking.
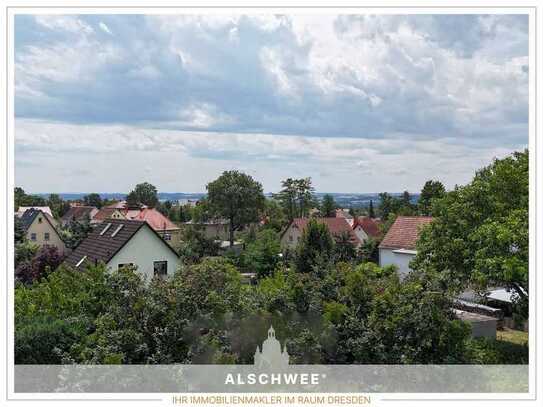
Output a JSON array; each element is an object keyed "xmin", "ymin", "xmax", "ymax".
[
  {"xmin": 418, "ymin": 180, "xmax": 446, "ymax": 216},
  {"xmin": 321, "ymin": 194, "xmax": 336, "ymax": 217},
  {"xmin": 274, "ymin": 178, "xmax": 298, "ymax": 221},
  {"xmin": 207, "ymin": 171, "xmax": 265, "ymax": 247},
  {"xmin": 295, "ymin": 178, "xmax": 316, "ymax": 218},
  {"xmin": 378, "ymin": 192, "xmax": 395, "ymax": 221},
  {"xmin": 274, "ymin": 177, "xmax": 315, "ymax": 220},
  {"xmin": 48, "ymin": 194, "xmax": 70, "ymax": 218},
  {"xmin": 412, "ymin": 151, "xmax": 528, "ymax": 319},
  {"xmin": 368, "ymin": 200, "xmax": 375, "ymax": 218},
  {"xmin": 126, "ymin": 182, "xmax": 158, "ymax": 208},
  {"xmin": 14, "ymin": 187, "xmax": 46, "ymax": 210},
  {"xmin": 83, "ymin": 193, "xmax": 103, "ymax": 209},
  {"xmin": 261, "ymin": 199, "xmax": 287, "ymax": 232},
  {"xmin": 334, "ymin": 231, "xmax": 356, "ymax": 263},
  {"xmin": 295, "ymin": 219, "xmax": 335, "ymax": 275}
]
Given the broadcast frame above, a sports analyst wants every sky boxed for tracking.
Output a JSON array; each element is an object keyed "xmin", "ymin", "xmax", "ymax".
[{"xmin": 14, "ymin": 14, "xmax": 529, "ymax": 193}]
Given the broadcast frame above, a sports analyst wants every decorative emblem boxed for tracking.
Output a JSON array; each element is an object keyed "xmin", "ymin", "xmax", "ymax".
[{"xmin": 254, "ymin": 326, "xmax": 289, "ymax": 368}]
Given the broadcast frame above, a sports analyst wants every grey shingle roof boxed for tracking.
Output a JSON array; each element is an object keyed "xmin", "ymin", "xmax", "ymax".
[
  {"xmin": 64, "ymin": 219, "xmax": 145, "ymax": 269},
  {"xmin": 64, "ymin": 218, "xmax": 179, "ymax": 269},
  {"xmin": 61, "ymin": 206, "xmax": 97, "ymax": 223},
  {"xmin": 19, "ymin": 208, "xmax": 40, "ymax": 232}
]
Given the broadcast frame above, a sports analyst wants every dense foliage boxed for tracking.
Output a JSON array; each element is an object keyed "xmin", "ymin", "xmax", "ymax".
[
  {"xmin": 274, "ymin": 178, "xmax": 316, "ymax": 221},
  {"xmin": 411, "ymin": 150, "xmax": 529, "ymax": 319},
  {"xmin": 207, "ymin": 171, "xmax": 266, "ymax": 246},
  {"xmin": 16, "ymin": 257, "xmax": 494, "ymax": 365},
  {"xmin": 15, "ymin": 244, "xmax": 64, "ymax": 285},
  {"xmin": 126, "ymin": 182, "xmax": 159, "ymax": 208},
  {"xmin": 418, "ymin": 180, "xmax": 446, "ymax": 216}
]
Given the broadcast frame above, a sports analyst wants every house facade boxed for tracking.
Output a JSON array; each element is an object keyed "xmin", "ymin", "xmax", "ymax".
[
  {"xmin": 181, "ymin": 220, "xmax": 230, "ymax": 241},
  {"xmin": 19, "ymin": 208, "xmax": 66, "ymax": 255},
  {"xmin": 281, "ymin": 217, "xmax": 361, "ymax": 251},
  {"xmin": 378, "ymin": 216, "xmax": 433, "ymax": 279},
  {"xmin": 64, "ymin": 219, "xmax": 180, "ymax": 280}
]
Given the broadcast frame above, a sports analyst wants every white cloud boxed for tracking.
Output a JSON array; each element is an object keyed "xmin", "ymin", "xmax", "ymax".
[
  {"xmin": 15, "ymin": 119, "xmax": 524, "ymax": 193},
  {"xmin": 14, "ymin": 14, "xmax": 528, "ymax": 192},
  {"xmin": 99, "ymin": 22, "xmax": 112, "ymax": 35},
  {"xmin": 34, "ymin": 15, "xmax": 94, "ymax": 34}
]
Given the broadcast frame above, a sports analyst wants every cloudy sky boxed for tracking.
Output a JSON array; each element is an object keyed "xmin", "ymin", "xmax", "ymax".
[{"xmin": 14, "ymin": 14, "xmax": 528, "ymax": 193}]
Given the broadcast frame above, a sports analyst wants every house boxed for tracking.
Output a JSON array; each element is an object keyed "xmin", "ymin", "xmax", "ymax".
[
  {"xmin": 454, "ymin": 309, "xmax": 498, "ymax": 339},
  {"xmin": 19, "ymin": 208, "xmax": 66, "ymax": 255},
  {"xmin": 64, "ymin": 219, "xmax": 180, "ymax": 280},
  {"xmin": 16, "ymin": 206, "xmax": 53, "ymax": 218},
  {"xmin": 352, "ymin": 216, "xmax": 381, "ymax": 244},
  {"xmin": 61, "ymin": 205, "xmax": 99, "ymax": 226},
  {"xmin": 378, "ymin": 216, "xmax": 433, "ymax": 279},
  {"xmin": 281, "ymin": 217, "xmax": 361, "ymax": 250},
  {"xmin": 181, "ymin": 219, "xmax": 230, "ymax": 241},
  {"xmin": 93, "ymin": 204, "xmax": 182, "ymax": 247}
]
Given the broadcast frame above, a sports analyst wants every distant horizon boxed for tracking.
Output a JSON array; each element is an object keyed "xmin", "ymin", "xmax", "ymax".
[{"xmin": 28, "ymin": 191, "xmax": 420, "ymax": 197}]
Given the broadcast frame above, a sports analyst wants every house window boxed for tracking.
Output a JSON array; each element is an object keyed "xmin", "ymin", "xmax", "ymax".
[
  {"xmin": 154, "ymin": 261, "xmax": 168, "ymax": 277},
  {"xmin": 38, "ymin": 217, "xmax": 42, "ymax": 223},
  {"xmin": 163, "ymin": 233, "xmax": 172, "ymax": 241},
  {"xmin": 289, "ymin": 235, "xmax": 293, "ymax": 242},
  {"xmin": 44, "ymin": 232, "xmax": 50, "ymax": 241},
  {"xmin": 118, "ymin": 263, "xmax": 134, "ymax": 271},
  {"xmin": 30, "ymin": 233, "xmax": 37, "ymax": 241}
]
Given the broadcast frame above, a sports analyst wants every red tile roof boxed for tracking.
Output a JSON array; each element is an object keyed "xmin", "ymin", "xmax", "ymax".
[
  {"xmin": 94, "ymin": 205, "xmax": 179, "ymax": 232},
  {"xmin": 288, "ymin": 217, "xmax": 360, "ymax": 245},
  {"xmin": 379, "ymin": 216, "xmax": 433, "ymax": 250},
  {"xmin": 124, "ymin": 208, "xmax": 179, "ymax": 231},
  {"xmin": 352, "ymin": 216, "xmax": 381, "ymax": 238}
]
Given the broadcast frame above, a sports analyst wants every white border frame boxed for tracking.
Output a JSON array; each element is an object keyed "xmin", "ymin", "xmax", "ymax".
[{"xmin": 1, "ymin": 1, "xmax": 541, "ymax": 406}]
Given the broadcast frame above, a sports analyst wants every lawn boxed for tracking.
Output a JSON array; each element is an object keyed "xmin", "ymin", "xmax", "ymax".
[{"xmin": 497, "ymin": 328, "xmax": 529, "ymax": 346}]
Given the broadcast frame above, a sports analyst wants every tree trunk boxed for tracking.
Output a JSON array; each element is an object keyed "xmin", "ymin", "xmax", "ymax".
[{"xmin": 229, "ymin": 217, "xmax": 235, "ymax": 247}]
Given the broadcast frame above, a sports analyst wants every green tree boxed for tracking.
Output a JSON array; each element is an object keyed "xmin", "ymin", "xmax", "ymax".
[
  {"xmin": 14, "ymin": 216, "xmax": 25, "ymax": 244},
  {"xmin": 418, "ymin": 180, "xmax": 446, "ymax": 216},
  {"xmin": 242, "ymin": 229, "xmax": 281, "ymax": 278},
  {"xmin": 295, "ymin": 219, "xmax": 335, "ymax": 275},
  {"xmin": 274, "ymin": 177, "xmax": 315, "ymax": 220},
  {"xmin": 378, "ymin": 192, "xmax": 396, "ymax": 221},
  {"xmin": 14, "ymin": 187, "xmax": 46, "ymax": 210},
  {"xmin": 411, "ymin": 150, "xmax": 528, "ymax": 319},
  {"xmin": 83, "ymin": 193, "xmax": 103, "ymax": 209},
  {"xmin": 178, "ymin": 226, "xmax": 220, "ymax": 264},
  {"xmin": 207, "ymin": 171, "xmax": 265, "ymax": 247},
  {"xmin": 368, "ymin": 200, "xmax": 375, "ymax": 218},
  {"xmin": 47, "ymin": 194, "xmax": 70, "ymax": 218},
  {"xmin": 274, "ymin": 178, "xmax": 298, "ymax": 221},
  {"xmin": 334, "ymin": 231, "xmax": 356, "ymax": 263},
  {"xmin": 261, "ymin": 199, "xmax": 288, "ymax": 232},
  {"xmin": 295, "ymin": 178, "xmax": 315, "ymax": 218},
  {"xmin": 61, "ymin": 215, "xmax": 93, "ymax": 250},
  {"xmin": 126, "ymin": 182, "xmax": 159, "ymax": 208},
  {"xmin": 321, "ymin": 194, "xmax": 336, "ymax": 217}
]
